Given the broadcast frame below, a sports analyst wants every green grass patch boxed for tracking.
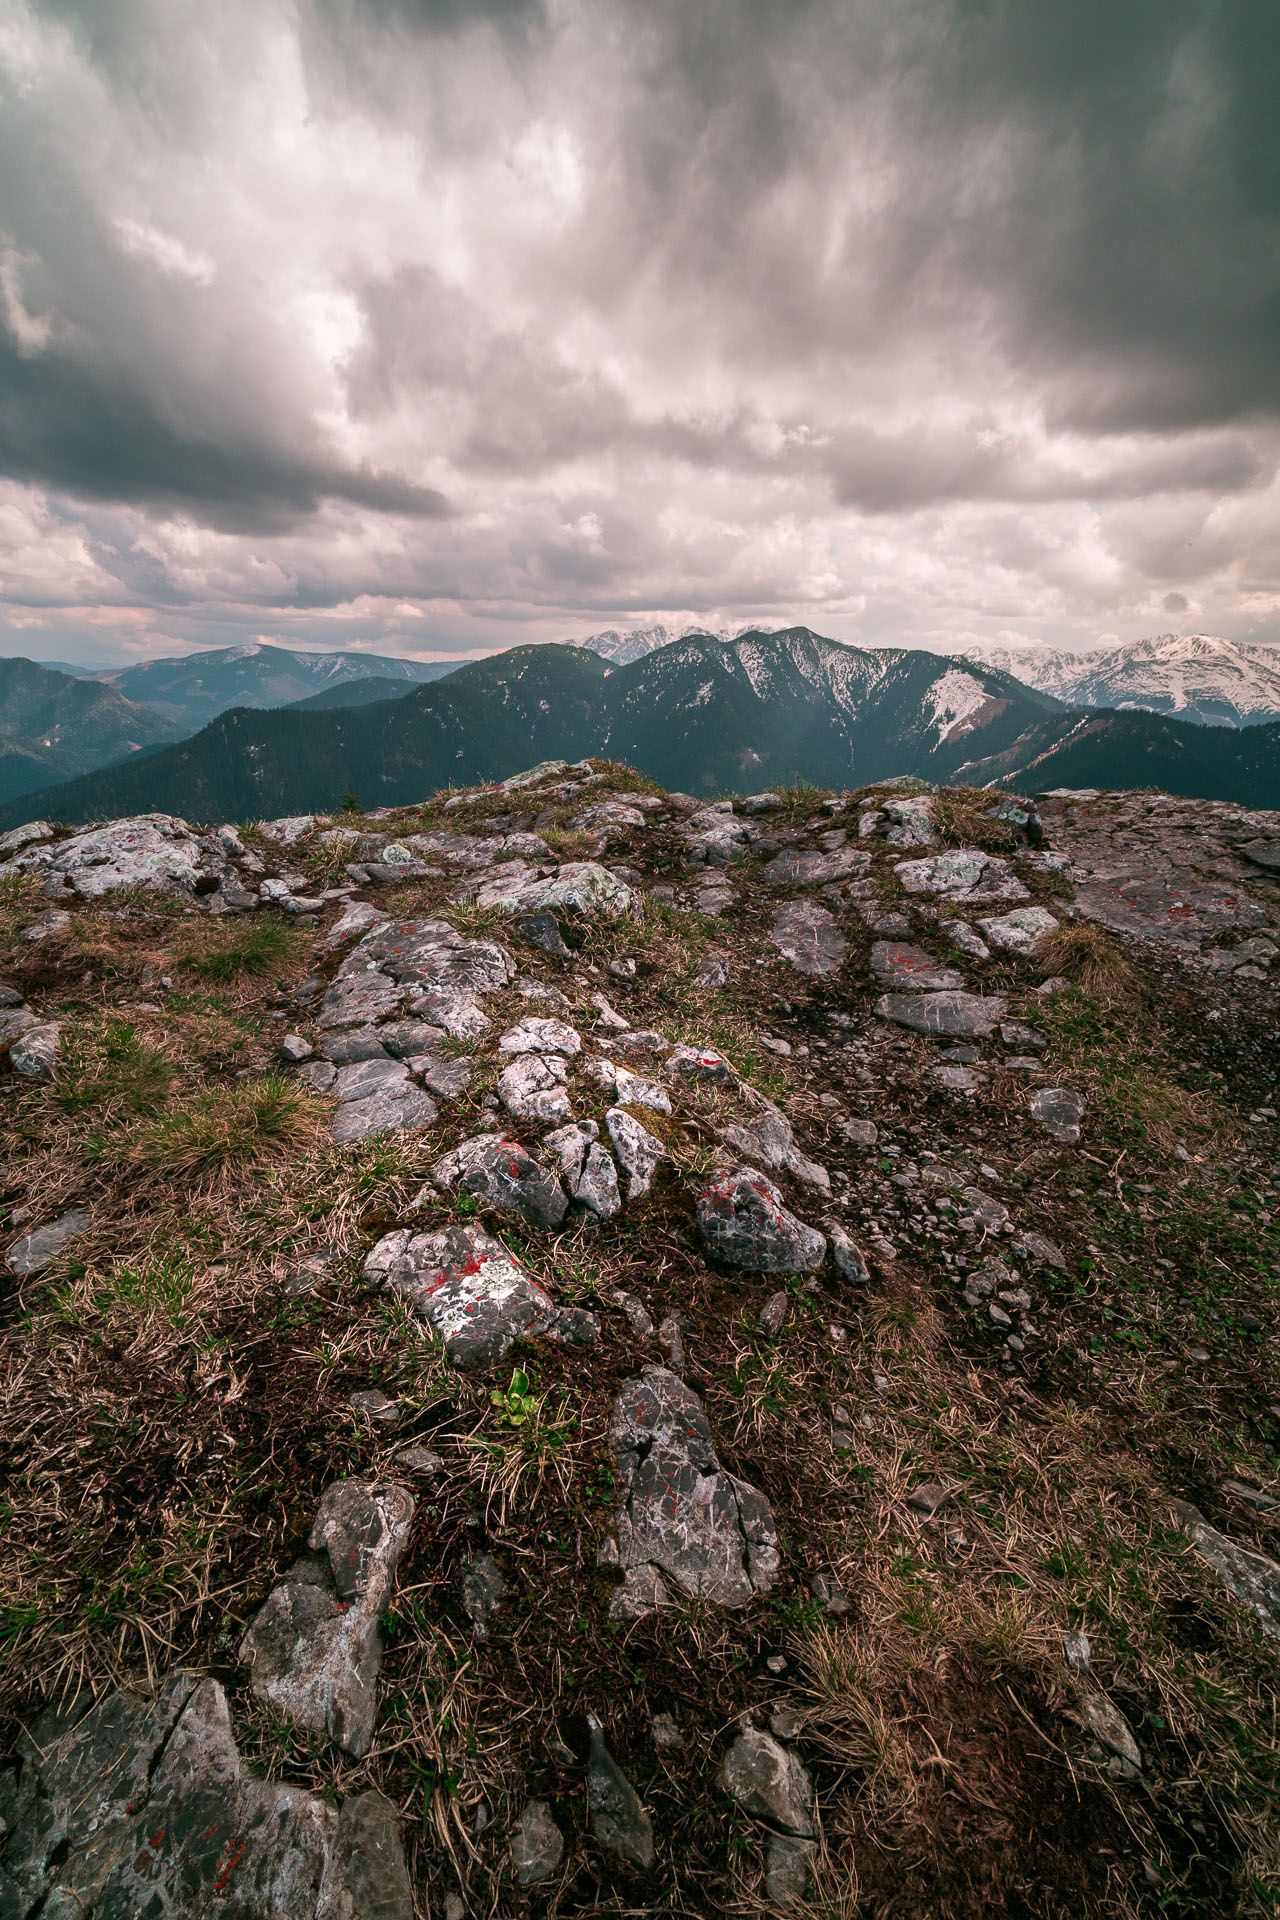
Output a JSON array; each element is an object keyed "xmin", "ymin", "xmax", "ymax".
[{"xmin": 176, "ymin": 918, "xmax": 299, "ymax": 982}]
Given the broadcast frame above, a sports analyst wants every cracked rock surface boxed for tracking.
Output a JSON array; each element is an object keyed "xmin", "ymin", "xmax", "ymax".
[{"xmin": 603, "ymin": 1366, "xmax": 780, "ymax": 1617}]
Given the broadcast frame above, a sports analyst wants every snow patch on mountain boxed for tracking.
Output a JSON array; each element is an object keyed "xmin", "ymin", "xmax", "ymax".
[
  {"xmin": 927, "ymin": 668, "xmax": 992, "ymax": 744},
  {"xmin": 958, "ymin": 634, "xmax": 1280, "ymax": 727},
  {"xmin": 569, "ymin": 621, "xmax": 784, "ymax": 666}
]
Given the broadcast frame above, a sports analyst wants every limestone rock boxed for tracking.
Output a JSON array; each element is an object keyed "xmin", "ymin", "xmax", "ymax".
[
  {"xmin": 762, "ymin": 847, "xmax": 871, "ymax": 886},
  {"xmin": 1030, "ymin": 1086, "xmax": 1087, "ymax": 1144},
  {"xmin": 240, "ymin": 1479, "xmax": 415, "ymax": 1757},
  {"xmin": 584, "ymin": 1055, "xmax": 672, "ymax": 1114},
  {"xmin": 605, "ymin": 1107, "xmax": 665, "ymax": 1199},
  {"xmin": 0, "ymin": 1006, "xmax": 37, "ymax": 1047},
  {"xmin": 331, "ymin": 1058, "xmax": 438, "ymax": 1144},
  {"xmin": 431, "ymin": 1134, "xmax": 569, "ymax": 1228},
  {"xmin": 498, "ymin": 1016, "xmax": 582, "ymax": 1056},
  {"xmin": 363, "ymin": 1223, "xmax": 597, "ymax": 1369},
  {"xmin": 693, "ymin": 950, "xmax": 729, "ymax": 988},
  {"xmin": 511, "ymin": 1798, "xmax": 564, "ymax": 1886},
  {"xmin": 586, "ymin": 1715, "xmax": 655, "ymax": 1870},
  {"xmin": 498, "ymin": 1052, "xmax": 573, "ymax": 1123},
  {"xmin": 766, "ymin": 1834, "xmax": 817, "ymax": 1907},
  {"xmin": 516, "ymin": 910, "xmax": 573, "ymax": 957},
  {"xmin": 604, "ymin": 1366, "xmax": 779, "ymax": 1617},
  {"xmin": 875, "ymin": 989, "xmax": 1006, "ymax": 1037},
  {"xmin": 697, "ymin": 1169, "xmax": 826, "ymax": 1273},
  {"xmin": 667, "ymin": 1042, "xmax": 736, "ymax": 1086},
  {"xmin": 870, "ymin": 942, "xmax": 966, "ymax": 991},
  {"xmin": 720, "ymin": 1097, "xmax": 829, "ymax": 1189},
  {"xmin": 471, "ymin": 861, "xmax": 641, "ymax": 918},
  {"xmin": 1172, "ymin": 1499, "xmax": 1280, "ymax": 1640},
  {"xmin": 977, "ymin": 905, "xmax": 1060, "ymax": 953},
  {"xmin": 0, "ymin": 1673, "xmax": 412, "ymax": 1920},
  {"xmin": 9, "ymin": 1021, "xmax": 60, "ymax": 1080},
  {"xmin": 894, "ymin": 848, "xmax": 1028, "ymax": 902},
  {"xmin": 6, "ymin": 1208, "xmax": 91, "ymax": 1276},
  {"xmin": 718, "ymin": 1726, "xmax": 815, "ymax": 1835},
  {"xmin": 1080, "ymin": 1694, "xmax": 1142, "ymax": 1775},
  {"xmin": 770, "ymin": 897, "xmax": 847, "ymax": 976},
  {"xmin": 544, "ymin": 1120, "xmax": 622, "ymax": 1217},
  {"xmin": 34, "ymin": 814, "xmax": 224, "ymax": 901}
]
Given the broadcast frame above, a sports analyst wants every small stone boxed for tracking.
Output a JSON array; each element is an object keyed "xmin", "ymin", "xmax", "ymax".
[
  {"xmin": 611, "ymin": 1288, "xmax": 655, "ymax": 1338},
  {"xmin": 651, "ymin": 1712, "xmax": 685, "ymax": 1754},
  {"xmin": 498, "ymin": 1015, "xmax": 582, "ymax": 1056},
  {"xmin": 498, "ymin": 1051, "xmax": 573, "ymax": 1123},
  {"xmin": 906, "ymin": 1481, "xmax": 949, "ymax": 1517},
  {"xmin": 349, "ymin": 1388, "xmax": 400, "ymax": 1425},
  {"xmin": 9, "ymin": 1021, "xmax": 60, "ymax": 1080},
  {"xmin": 393, "ymin": 1446, "xmax": 443, "ymax": 1476},
  {"xmin": 838, "ymin": 1117, "xmax": 879, "ymax": 1147},
  {"xmin": 6, "ymin": 1208, "xmax": 91, "ymax": 1275},
  {"xmin": 1063, "ymin": 1631, "xmax": 1091, "ymax": 1673},
  {"xmin": 281, "ymin": 1032, "xmax": 313, "ymax": 1062},
  {"xmin": 1080, "ymin": 1694, "xmax": 1142, "ymax": 1774},
  {"xmin": 978, "ymin": 906, "xmax": 1059, "ymax": 954},
  {"xmin": 658, "ymin": 1312, "xmax": 686, "ymax": 1372},
  {"xmin": 766, "ymin": 1834, "xmax": 816, "ymax": 1908},
  {"xmin": 758, "ymin": 1289, "xmax": 791, "ymax": 1337},
  {"xmin": 811, "ymin": 1571, "xmax": 850, "ymax": 1615},
  {"xmin": 875, "ymin": 990, "xmax": 1006, "ymax": 1037},
  {"xmin": 693, "ymin": 951, "xmax": 729, "ymax": 988},
  {"xmin": 765, "ymin": 1653, "xmax": 787, "ymax": 1674},
  {"xmin": 1223, "ymin": 1480, "xmax": 1279, "ymax": 1513},
  {"xmin": 1171, "ymin": 1499, "xmax": 1280, "ymax": 1639},
  {"xmin": 770, "ymin": 1708, "xmax": 804, "ymax": 1741},
  {"xmin": 462, "ymin": 1553, "xmax": 506, "ymax": 1639},
  {"xmin": 718, "ymin": 1726, "xmax": 815, "ymax": 1836},
  {"xmin": 511, "ymin": 1798, "xmax": 564, "ymax": 1886},
  {"xmin": 1030, "ymin": 1086, "xmax": 1087, "ymax": 1144},
  {"xmin": 586, "ymin": 1715, "xmax": 655, "ymax": 1870}
]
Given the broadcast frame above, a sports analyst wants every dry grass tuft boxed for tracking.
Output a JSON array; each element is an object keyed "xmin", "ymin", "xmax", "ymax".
[
  {"xmin": 114, "ymin": 1073, "xmax": 325, "ymax": 1190},
  {"xmin": 932, "ymin": 786, "xmax": 1018, "ymax": 852},
  {"xmin": 175, "ymin": 917, "xmax": 299, "ymax": 983},
  {"xmin": 1035, "ymin": 921, "xmax": 1131, "ymax": 993}
]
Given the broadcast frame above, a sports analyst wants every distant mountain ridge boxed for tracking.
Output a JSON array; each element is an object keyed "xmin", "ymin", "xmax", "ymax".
[
  {"xmin": 958, "ymin": 633, "xmax": 1280, "ymax": 727},
  {"xmin": 566, "ymin": 621, "xmax": 783, "ymax": 665},
  {"xmin": 100, "ymin": 642, "xmax": 460, "ymax": 729}
]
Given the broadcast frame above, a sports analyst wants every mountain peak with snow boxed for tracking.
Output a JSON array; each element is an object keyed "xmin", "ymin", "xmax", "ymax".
[{"xmin": 957, "ymin": 632, "xmax": 1280, "ymax": 727}]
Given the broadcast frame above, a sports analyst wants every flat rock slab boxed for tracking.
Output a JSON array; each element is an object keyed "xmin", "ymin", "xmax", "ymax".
[
  {"xmin": 870, "ymin": 941, "xmax": 966, "ymax": 991},
  {"xmin": 762, "ymin": 847, "xmax": 871, "ymax": 885},
  {"xmin": 240, "ymin": 1479, "xmax": 415, "ymax": 1758},
  {"xmin": 1172, "ymin": 1499, "xmax": 1280, "ymax": 1639},
  {"xmin": 470, "ymin": 861, "xmax": 640, "ymax": 917},
  {"xmin": 431, "ymin": 1134, "xmax": 568, "ymax": 1227},
  {"xmin": 332, "ymin": 1076, "xmax": 437, "ymax": 1145},
  {"xmin": 405, "ymin": 828, "xmax": 550, "ymax": 867},
  {"xmin": 363, "ymin": 1222, "xmax": 597, "ymax": 1369},
  {"xmin": 605, "ymin": 1365, "xmax": 780, "ymax": 1617},
  {"xmin": 894, "ymin": 848, "xmax": 1028, "ymax": 902},
  {"xmin": 338, "ymin": 916, "xmax": 515, "ymax": 1000},
  {"xmin": 770, "ymin": 897, "xmax": 848, "ymax": 976},
  {"xmin": 875, "ymin": 990, "xmax": 1006, "ymax": 1037},
  {"xmin": 0, "ymin": 1672, "xmax": 412, "ymax": 1919},
  {"xmin": 1074, "ymin": 874, "xmax": 1268, "ymax": 947},
  {"xmin": 498, "ymin": 1016, "xmax": 582, "ymax": 1056},
  {"xmin": 697, "ymin": 1168, "xmax": 826, "ymax": 1272},
  {"xmin": 6, "ymin": 1208, "xmax": 91, "ymax": 1275}
]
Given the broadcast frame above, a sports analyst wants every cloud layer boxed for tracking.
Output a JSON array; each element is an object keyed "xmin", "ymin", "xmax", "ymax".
[{"xmin": 0, "ymin": 0, "xmax": 1277, "ymax": 664}]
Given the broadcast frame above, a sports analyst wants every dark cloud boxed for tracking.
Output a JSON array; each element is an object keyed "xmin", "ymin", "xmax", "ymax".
[{"xmin": 0, "ymin": 0, "xmax": 1275, "ymax": 658}]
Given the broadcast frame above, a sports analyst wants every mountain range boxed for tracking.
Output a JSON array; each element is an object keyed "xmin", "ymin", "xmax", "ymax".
[
  {"xmin": 97, "ymin": 642, "xmax": 458, "ymax": 729},
  {"xmin": 959, "ymin": 633, "xmax": 1280, "ymax": 727},
  {"xmin": 2, "ymin": 627, "xmax": 1278, "ymax": 833}
]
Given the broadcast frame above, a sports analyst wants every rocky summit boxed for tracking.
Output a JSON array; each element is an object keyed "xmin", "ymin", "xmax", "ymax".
[{"xmin": 1, "ymin": 765, "xmax": 1279, "ymax": 1918}]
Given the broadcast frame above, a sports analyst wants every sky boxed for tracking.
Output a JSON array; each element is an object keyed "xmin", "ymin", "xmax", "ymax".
[{"xmin": 0, "ymin": 0, "xmax": 1278, "ymax": 669}]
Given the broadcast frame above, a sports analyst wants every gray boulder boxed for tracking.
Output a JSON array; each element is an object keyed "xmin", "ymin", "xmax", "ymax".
[
  {"xmin": 511, "ymin": 1798, "xmax": 564, "ymax": 1886},
  {"xmin": 472, "ymin": 860, "xmax": 641, "ymax": 918},
  {"xmin": 603, "ymin": 1365, "xmax": 779, "ymax": 1617},
  {"xmin": 431, "ymin": 1134, "xmax": 568, "ymax": 1227},
  {"xmin": 667, "ymin": 1042, "xmax": 736, "ymax": 1086},
  {"xmin": 1030, "ymin": 1086, "xmax": 1087, "ymax": 1143},
  {"xmin": 718, "ymin": 1725, "xmax": 815, "ymax": 1835},
  {"xmin": 544, "ymin": 1120, "xmax": 622, "ymax": 1217},
  {"xmin": 720, "ymin": 1096, "xmax": 829, "ymax": 1190},
  {"xmin": 0, "ymin": 1673, "xmax": 412, "ymax": 1920},
  {"xmin": 586, "ymin": 1715, "xmax": 655, "ymax": 1870},
  {"xmin": 875, "ymin": 990, "xmax": 1006, "ymax": 1037},
  {"xmin": 0, "ymin": 1006, "xmax": 37, "ymax": 1047},
  {"xmin": 697, "ymin": 1169, "xmax": 826, "ymax": 1273},
  {"xmin": 34, "ymin": 814, "xmax": 223, "ymax": 901},
  {"xmin": 363, "ymin": 1223, "xmax": 598, "ymax": 1369},
  {"xmin": 9, "ymin": 1022, "xmax": 60, "ymax": 1080},
  {"xmin": 978, "ymin": 905, "xmax": 1059, "ymax": 953},
  {"xmin": 498, "ymin": 1015, "xmax": 582, "ymax": 1056},
  {"xmin": 894, "ymin": 847, "xmax": 1028, "ymax": 902},
  {"xmin": 461, "ymin": 1553, "xmax": 506, "ymax": 1639},
  {"xmin": 240, "ymin": 1479, "xmax": 415, "ymax": 1758},
  {"xmin": 770, "ymin": 897, "xmax": 847, "ymax": 976},
  {"xmin": 762, "ymin": 847, "xmax": 871, "ymax": 886}
]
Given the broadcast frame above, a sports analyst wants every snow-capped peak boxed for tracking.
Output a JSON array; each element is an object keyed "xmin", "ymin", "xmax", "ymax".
[{"xmin": 957, "ymin": 632, "xmax": 1280, "ymax": 728}]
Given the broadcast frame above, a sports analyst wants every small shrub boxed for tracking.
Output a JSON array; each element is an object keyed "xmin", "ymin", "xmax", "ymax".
[{"xmin": 176, "ymin": 919, "xmax": 298, "ymax": 983}]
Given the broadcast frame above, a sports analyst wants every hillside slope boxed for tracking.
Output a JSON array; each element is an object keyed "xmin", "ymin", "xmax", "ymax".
[{"xmin": 0, "ymin": 657, "xmax": 185, "ymax": 805}]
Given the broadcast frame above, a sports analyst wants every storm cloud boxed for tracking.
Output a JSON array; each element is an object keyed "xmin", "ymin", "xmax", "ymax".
[{"xmin": 0, "ymin": 0, "xmax": 1277, "ymax": 663}]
